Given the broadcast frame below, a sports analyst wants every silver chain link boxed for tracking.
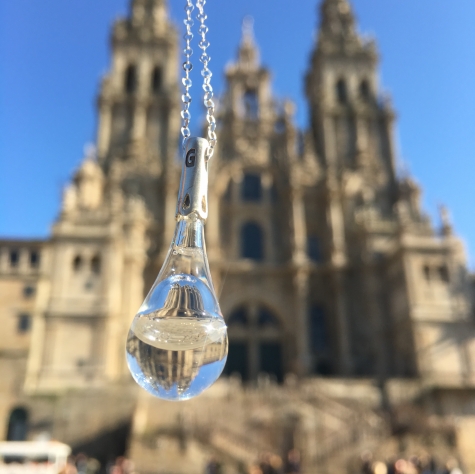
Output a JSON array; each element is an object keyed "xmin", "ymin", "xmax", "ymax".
[
  {"xmin": 181, "ymin": 0, "xmax": 217, "ymax": 160},
  {"xmin": 180, "ymin": 0, "xmax": 194, "ymax": 145}
]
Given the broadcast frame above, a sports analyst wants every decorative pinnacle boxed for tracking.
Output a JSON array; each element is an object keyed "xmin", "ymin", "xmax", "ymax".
[
  {"xmin": 238, "ymin": 15, "xmax": 259, "ymax": 68},
  {"xmin": 242, "ymin": 15, "xmax": 255, "ymax": 43}
]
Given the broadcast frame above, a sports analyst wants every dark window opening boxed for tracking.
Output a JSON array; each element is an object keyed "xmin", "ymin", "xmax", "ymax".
[
  {"xmin": 243, "ymin": 89, "xmax": 259, "ymax": 119},
  {"xmin": 359, "ymin": 79, "xmax": 371, "ymax": 101},
  {"xmin": 6, "ymin": 408, "xmax": 29, "ymax": 441},
  {"xmin": 315, "ymin": 358, "xmax": 334, "ymax": 376},
  {"xmin": 307, "ymin": 236, "xmax": 322, "ymax": 262},
  {"xmin": 91, "ymin": 255, "xmax": 101, "ymax": 274},
  {"xmin": 151, "ymin": 66, "xmax": 162, "ymax": 93},
  {"xmin": 17, "ymin": 314, "xmax": 31, "ymax": 334},
  {"xmin": 438, "ymin": 265, "xmax": 450, "ymax": 283},
  {"xmin": 309, "ymin": 305, "xmax": 327, "ymax": 353},
  {"xmin": 241, "ymin": 173, "xmax": 262, "ymax": 201},
  {"xmin": 258, "ymin": 307, "xmax": 280, "ymax": 328},
  {"xmin": 29, "ymin": 251, "xmax": 40, "ymax": 268},
  {"xmin": 124, "ymin": 65, "xmax": 137, "ymax": 94},
  {"xmin": 223, "ymin": 342, "xmax": 249, "ymax": 381},
  {"xmin": 73, "ymin": 255, "xmax": 83, "ymax": 272},
  {"xmin": 228, "ymin": 307, "xmax": 248, "ymax": 326},
  {"xmin": 241, "ymin": 222, "xmax": 264, "ymax": 261},
  {"xmin": 9, "ymin": 250, "xmax": 19, "ymax": 268},
  {"xmin": 336, "ymin": 78, "xmax": 347, "ymax": 104},
  {"xmin": 259, "ymin": 343, "xmax": 284, "ymax": 383},
  {"xmin": 23, "ymin": 286, "xmax": 35, "ymax": 299}
]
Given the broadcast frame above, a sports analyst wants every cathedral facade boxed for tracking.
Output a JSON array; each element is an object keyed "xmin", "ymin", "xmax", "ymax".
[{"xmin": 1, "ymin": 0, "xmax": 475, "ymax": 472}]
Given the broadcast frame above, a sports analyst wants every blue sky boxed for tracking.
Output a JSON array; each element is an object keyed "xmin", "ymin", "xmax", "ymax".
[{"xmin": 1, "ymin": 0, "xmax": 474, "ymax": 266}]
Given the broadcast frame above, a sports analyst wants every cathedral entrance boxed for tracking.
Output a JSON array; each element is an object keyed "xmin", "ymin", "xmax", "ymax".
[
  {"xmin": 6, "ymin": 407, "xmax": 29, "ymax": 441},
  {"xmin": 223, "ymin": 304, "xmax": 284, "ymax": 383}
]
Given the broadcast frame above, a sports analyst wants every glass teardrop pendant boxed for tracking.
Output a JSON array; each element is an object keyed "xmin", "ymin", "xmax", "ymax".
[{"xmin": 126, "ymin": 138, "xmax": 228, "ymax": 401}]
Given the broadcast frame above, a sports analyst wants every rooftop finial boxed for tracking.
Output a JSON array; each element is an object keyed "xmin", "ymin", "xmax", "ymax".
[
  {"xmin": 237, "ymin": 15, "xmax": 259, "ymax": 69},
  {"xmin": 242, "ymin": 15, "xmax": 255, "ymax": 43}
]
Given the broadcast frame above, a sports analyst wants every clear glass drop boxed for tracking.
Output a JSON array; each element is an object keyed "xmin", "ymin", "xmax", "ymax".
[{"xmin": 126, "ymin": 213, "xmax": 228, "ymax": 401}]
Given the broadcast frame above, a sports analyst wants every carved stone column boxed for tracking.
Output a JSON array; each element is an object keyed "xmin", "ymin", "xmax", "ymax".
[
  {"xmin": 291, "ymin": 186, "xmax": 308, "ymax": 264},
  {"xmin": 132, "ymin": 103, "xmax": 147, "ymax": 141},
  {"xmin": 294, "ymin": 270, "xmax": 311, "ymax": 376}
]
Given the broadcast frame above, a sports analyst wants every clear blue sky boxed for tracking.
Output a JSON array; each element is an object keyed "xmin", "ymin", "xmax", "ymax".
[{"xmin": 1, "ymin": 1, "xmax": 474, "ymax": 266}]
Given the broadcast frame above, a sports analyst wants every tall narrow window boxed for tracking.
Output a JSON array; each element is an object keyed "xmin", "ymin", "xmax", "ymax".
[
  {"xmin": 241, "ymin": 173, "xmax": 262, "ymax": 201},
  {"xmin": 30, "ymin": 250, "xmax": 40, "ymax": 268},
  {"xmin": 336, "ymin": 78, "xmax": 347, "ymax": 104},
  {"xmin": 73, "ymin": 255, "xmax": 83, "ymax": 272},
  {"xmin": 17, "ymin": 314, "xmax": 31, "ymax": 334},
  {"xmin": 91, "ymin": 255, "xmax": 101, "ymax": 274},
  {"xmin": 243, "ymin": 89, "xmax": 259, "ymax": 119},
  {"xmin": 9, "ymin": 249, "xmax": 19, "ymax": 268},
  {"xmin": 241, "ymin": 222, "xmax": 264, "ymax": 261},
  {"xmin": 359, "ymin": 79, "xmax": 371, "ymax": 101},
  {"xmin": 309, "ymin": 305, "xmax": 327, "ymax": 352},
  {"xmin": 124, "ymin": 64, "xmax": 137, "ymax": 94},
  {"xmin": 307, "ymin": 236, "xmax": 322, "ymax": 262},
  {"xmin": 151, "ymin": 66, "xmax": 162, "ymax": 93}
]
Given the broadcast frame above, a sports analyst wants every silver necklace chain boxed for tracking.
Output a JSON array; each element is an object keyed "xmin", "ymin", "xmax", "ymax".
[{"xmin": 181, "ymin": 0, "xmax": 216, "ymax": 160}]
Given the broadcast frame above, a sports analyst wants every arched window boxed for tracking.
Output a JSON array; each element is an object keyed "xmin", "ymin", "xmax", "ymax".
[
  {"xmin": 73, "ymin": 255, "xmax": 82, "ymax": 272},
  {"xmin": 359, "ymin": 79, "xmax": 371, "ymax": 101},
  {"xmin": 124, "ymin": 64, "xmax": 137, "ymax": 94},
  {"xmin": 241, "ymin": 222, "xmax": 264, "ymax": 261},
  {"xmin": 91, "ymin": 255, "xmax": 101, "ymax": 274},
  {"xmin": 336, "ymin": 78, "xmax": 347, "ymax": 104},
  {"xmin": 243, "ymin": 88, "xmax": 259, "ymax": 119},
  {"xmin": 258, "ymin": 307, "xmax": 280, "ymax": 328},
  {"xmin": 151, "ymin": 66, "xmax": 162, "ymax": 93},
  {"xmin": 228, "ymin": 306, "xmax": 248, "ymax": 326},
  {"xmin": 241, "ymin": 173, "xmax": 262, "ymax": 201},
  {"xmin": 6, "ymin": 407, "xmax": 29, "ymax": 441}
]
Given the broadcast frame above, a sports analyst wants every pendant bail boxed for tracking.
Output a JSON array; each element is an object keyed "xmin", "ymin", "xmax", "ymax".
[{"xmin": 176, "ymin": 137, "xmax": 209, "ymax": 221}]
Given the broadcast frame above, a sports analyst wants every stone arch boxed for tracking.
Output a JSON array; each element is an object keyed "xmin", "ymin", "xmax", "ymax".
[{"xmin": 6, "ymin": 407, "xmax": 29, "ymax": 441}]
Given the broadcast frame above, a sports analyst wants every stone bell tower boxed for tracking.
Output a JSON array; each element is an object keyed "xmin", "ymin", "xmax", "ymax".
[{"xmin": 25, "ymin": 0, "xmax": 181, "ymax": 394}]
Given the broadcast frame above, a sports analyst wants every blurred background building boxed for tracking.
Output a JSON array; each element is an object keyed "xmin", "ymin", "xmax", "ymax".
[{"xmin": 1, "ymin": 0, "xmax": 475, "ymax": 473}]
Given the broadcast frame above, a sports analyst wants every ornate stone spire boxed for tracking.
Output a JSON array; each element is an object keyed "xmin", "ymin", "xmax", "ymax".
[{"xmin": 237, "ymin": 16, "xmax": 260, "ymax": 70}]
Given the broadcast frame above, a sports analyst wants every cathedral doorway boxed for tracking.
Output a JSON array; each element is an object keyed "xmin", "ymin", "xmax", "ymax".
[
  {"xmin": 6, "ymin": 407, "xmax": 29, "ymax": 441},
  {"xmin": 223, "ymin": 303, "xmax": 284, "ymax": 383}
]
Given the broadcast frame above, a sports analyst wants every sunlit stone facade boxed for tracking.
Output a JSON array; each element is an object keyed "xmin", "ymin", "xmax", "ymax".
[{"xmin": 1, "ymin": 0, "xmax": 475, "ymax": 472}]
